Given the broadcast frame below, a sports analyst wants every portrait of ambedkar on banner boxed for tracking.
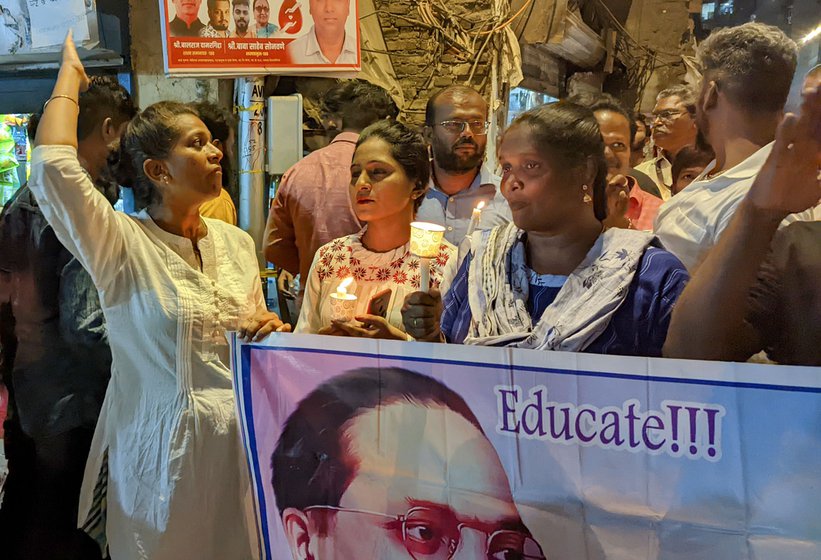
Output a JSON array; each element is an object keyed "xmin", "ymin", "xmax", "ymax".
[
  {"xmin": 286, "ymin": 0, "xmax": 357, "ymax": 64},
  {"xmin": 271, "ymin": 367, "xmax": 546, "ymax": 560}
]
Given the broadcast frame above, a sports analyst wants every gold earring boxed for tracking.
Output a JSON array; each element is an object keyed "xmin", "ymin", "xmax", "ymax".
[{"xmin": 582, "ymin": 184, "xmax": 592, "ymax": 204}]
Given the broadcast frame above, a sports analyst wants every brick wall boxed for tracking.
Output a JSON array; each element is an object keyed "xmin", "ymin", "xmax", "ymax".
[{"xmin": 373, "ymin": 0, "xmax": 497, "ymax": 124}]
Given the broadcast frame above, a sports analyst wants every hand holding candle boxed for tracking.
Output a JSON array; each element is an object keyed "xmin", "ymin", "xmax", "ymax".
[
  {"xmin": 329, "ymin": 277, "xmax": 357, "ymax": 323},
  {"xmin": 410, "ymin": 222, "xmax": 446, "ymax": 293},
  {"xmin": 465, "ymin": 200, "xmax": 486, "ymax": 238}
]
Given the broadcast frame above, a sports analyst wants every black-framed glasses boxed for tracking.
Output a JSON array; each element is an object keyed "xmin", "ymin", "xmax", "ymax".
[
  {"xmin": 651, "ymin": 109, "xmax": 686, "ymax": 124},
  {"xmin": 435, "ymin": 120, "xmax": 490, "ymax": 135},
  {"xmin": 304, "ymin": 505, "xmax": 546, "ymax": 559}
]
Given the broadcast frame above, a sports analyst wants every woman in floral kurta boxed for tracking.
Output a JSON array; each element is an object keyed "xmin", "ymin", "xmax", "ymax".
[
  {"xmin": 296, "ymin": 120, "xmax": 456, "ymax": 337},
  {"xmin": 297, "ymin": 232, "xmax": 454, "ymax": 335}
]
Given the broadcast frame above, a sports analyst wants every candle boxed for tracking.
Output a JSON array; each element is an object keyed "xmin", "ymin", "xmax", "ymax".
[
  {"xmin": 329, "ymin": 277, "xmax": 357, "ymax": 322},
  {"xmin": 410, "ymin": 222, "xmax": 446, "ymax": 293},
  {"xmin": 465, "ymin": 200, "xmax": 486, "ymax": 238}
]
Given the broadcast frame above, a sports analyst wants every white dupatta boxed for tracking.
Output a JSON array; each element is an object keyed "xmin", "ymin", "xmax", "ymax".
[{"xmin": 464, "ymin": 223, "xmax": 655, "ymax": 351}]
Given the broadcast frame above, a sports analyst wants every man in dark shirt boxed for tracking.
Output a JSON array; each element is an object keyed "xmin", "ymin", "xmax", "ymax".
[
  {"xmin": 170, "ymin": 0, "xmax": 206, "ymax": 36},
  {"xmin": 0, "ymin": 77, "xmax": 136, "ymax": 559},
  {"xmin": 746, "ymin": 221, "xmax": 820, "ymax": 364}
]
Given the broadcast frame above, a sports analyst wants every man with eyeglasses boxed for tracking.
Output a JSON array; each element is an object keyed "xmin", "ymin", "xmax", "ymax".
[
  {"xmin": 654, "ymin": 22, "xmax": 817, "ymax": 273},
  {"xmin": 253, "ymin": 0, "xmax": 278, "ymax": 38},
  {"xmin": 272, "ymin": 367, "xmax": 546, "ymax": 560},
  {"xmin": 417, "ymin": 86, "xmax": 512, "ymax": 245},
  {"xmin": 634, "ymin": 85, "xmax": 698, "ymax": 200}
]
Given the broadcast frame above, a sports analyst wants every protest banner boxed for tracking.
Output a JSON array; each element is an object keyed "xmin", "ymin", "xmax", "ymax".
[
  {"xmin": 159, "ymin": 0, "xmax": 360, "ymax": 76},
  {"xmin": 232, "ymin": 333, "xmax": 821, "ymax": 560}
]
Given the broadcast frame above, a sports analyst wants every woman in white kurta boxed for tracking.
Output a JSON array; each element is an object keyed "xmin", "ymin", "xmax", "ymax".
[
  {"xmin": 296, "ymin": 119, "xmax": 456, "ymax": 338},
  {"xmin": 28, "ymin": 37, "xmax": 285, "ymax": 559}
]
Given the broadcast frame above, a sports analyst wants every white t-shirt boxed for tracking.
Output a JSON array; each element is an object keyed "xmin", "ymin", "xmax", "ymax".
[{"xmin": 654, "ymin": 142, "xmax": 818, "ymax": 271}]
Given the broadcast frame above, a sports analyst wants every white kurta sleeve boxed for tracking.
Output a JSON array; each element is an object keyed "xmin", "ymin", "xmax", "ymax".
[
  {"xmin": 28, "ymin": 145, "xmax": 128, "ymax": 289},
  {"xmin": 294, "ymin": 250, "xmax": 324, "ymax": 334}
]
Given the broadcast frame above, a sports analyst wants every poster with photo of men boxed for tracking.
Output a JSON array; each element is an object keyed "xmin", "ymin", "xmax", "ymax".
[{"xmin": 160, "ymin": 0, "xmax": 360, "ymax": 75}]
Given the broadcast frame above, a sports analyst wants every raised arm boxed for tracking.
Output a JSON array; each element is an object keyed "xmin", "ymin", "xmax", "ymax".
[
  {"xmin": 34, "ymin": 32, "xmax": 89, "ymax": 148},
  {"xmin": 664, "ymin": 86, "xmax": 821, "ymax": 360},
  {"xmin": 28, "ymin": 33, "xmax": 127, "ymax": 291}
]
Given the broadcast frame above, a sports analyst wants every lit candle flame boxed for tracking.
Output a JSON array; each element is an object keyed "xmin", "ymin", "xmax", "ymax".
[
  {"xmin": 476, "ymin": 200, "xmax": 486, "ymax": 211},
  {"xmin": 336, "ymin": 277, "xmax": 354, "ymax": 296}
]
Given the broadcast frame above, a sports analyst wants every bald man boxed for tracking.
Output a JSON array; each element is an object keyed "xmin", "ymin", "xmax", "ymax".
[{"xmin": 417, "ymin": 86, "xmax": 511, "ymax": 245}]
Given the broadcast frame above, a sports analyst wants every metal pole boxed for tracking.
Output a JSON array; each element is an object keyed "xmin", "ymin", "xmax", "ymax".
[{"xmin": 235, "ymin": 77, "xmax": 266, "ymax": 265}]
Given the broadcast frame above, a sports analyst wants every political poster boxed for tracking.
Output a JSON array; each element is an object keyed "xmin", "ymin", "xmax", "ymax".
[
  {"xmin": 159, "ymin": 0, "xmax": 360, "ymax": 76},
  {"xmin": 232, "ymin": 333, "xmax": 821, "ymax": 560}
]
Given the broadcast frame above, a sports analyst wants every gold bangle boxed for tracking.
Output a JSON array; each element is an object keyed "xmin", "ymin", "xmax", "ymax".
[{"xmin": 43, "ymin": 95, "xmax": 80, "ymax": 111}]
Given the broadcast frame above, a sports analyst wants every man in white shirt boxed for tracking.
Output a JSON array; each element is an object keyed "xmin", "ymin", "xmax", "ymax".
[
  {"xmin": 655, "ymin": 22, "xmax": 815, "ymax": 272},
  {"xmin": 287, "ymin": 0, "xmax": 357, "ymax": 65},
  {"xmin": 417, "ymin": 86, "xmax": 511, "ymax": 245},
  {"xmin": 634, "ymin": 85, "xmax": 698, "ymax": 200}
]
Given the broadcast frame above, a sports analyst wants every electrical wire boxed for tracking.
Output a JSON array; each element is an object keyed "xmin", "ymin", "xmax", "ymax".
[
  {"xmin": 477, "ymin": 0, "xmax": 537, "ymax": 35},
  {"xmin": 592, "ymin": 0, "xmax": 682, "ymax": 60}
]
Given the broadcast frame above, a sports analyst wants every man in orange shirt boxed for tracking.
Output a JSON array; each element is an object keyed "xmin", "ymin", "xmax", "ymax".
[{"xmin": 571, "ymin": 93, "xmax": 663, "ymax": 231}]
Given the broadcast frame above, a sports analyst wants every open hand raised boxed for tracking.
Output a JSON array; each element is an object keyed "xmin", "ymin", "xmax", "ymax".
[
  {"xmin": 61, "ymin": 30, "xmax": 90, "ymax": 92},
  {"xmin": 747, "ymin": 85, "xmax": 821, "ymax": 216}
]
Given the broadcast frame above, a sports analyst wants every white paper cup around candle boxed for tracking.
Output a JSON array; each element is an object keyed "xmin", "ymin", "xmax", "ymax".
[
  {"xmin": 329, "ymin": 277, "xmax": 357, "ymax": 322},
  {"xmin": 330, "ymin": 292, "xmax": 357, "ymax": 322},
  {"xmin": 410, "ymin": 222, "xmax": 446, "ymax": 258},
  {"xmin": 410, "ymin": 222, "xmax": 445, "ymax": 293}
]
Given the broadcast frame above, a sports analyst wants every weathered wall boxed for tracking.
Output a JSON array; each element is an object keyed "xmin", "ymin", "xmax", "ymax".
[
  {"xmin": 128, "ymin": 0, "xmax": 219, "ymax": 107},
  {"xmin": 625, "ymin": 0, "xmax": 692, "ymax": 111},
  {"xmin": 373, "ymin": 0, "xmax": 496, "ymax": 123}
]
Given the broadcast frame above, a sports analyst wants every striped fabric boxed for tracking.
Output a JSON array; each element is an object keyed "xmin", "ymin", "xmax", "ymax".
[
  {"xmin": 442, "ymin": 247, "xmax": 689, "ymax": 357},
  {"xmin": 81, "ymin": 449, "xmax": 108, "ymax": 556}
]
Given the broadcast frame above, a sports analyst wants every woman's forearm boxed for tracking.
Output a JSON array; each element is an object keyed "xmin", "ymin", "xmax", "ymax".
[{"xmin": 35, "ymin": 63, "xmax": 86, "ymax": 148}]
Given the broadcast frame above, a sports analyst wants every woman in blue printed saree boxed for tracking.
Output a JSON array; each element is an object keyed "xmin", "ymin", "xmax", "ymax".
[{"xmin": 402, "ymin": 102, "xmax": 689, "ymax": 356}]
